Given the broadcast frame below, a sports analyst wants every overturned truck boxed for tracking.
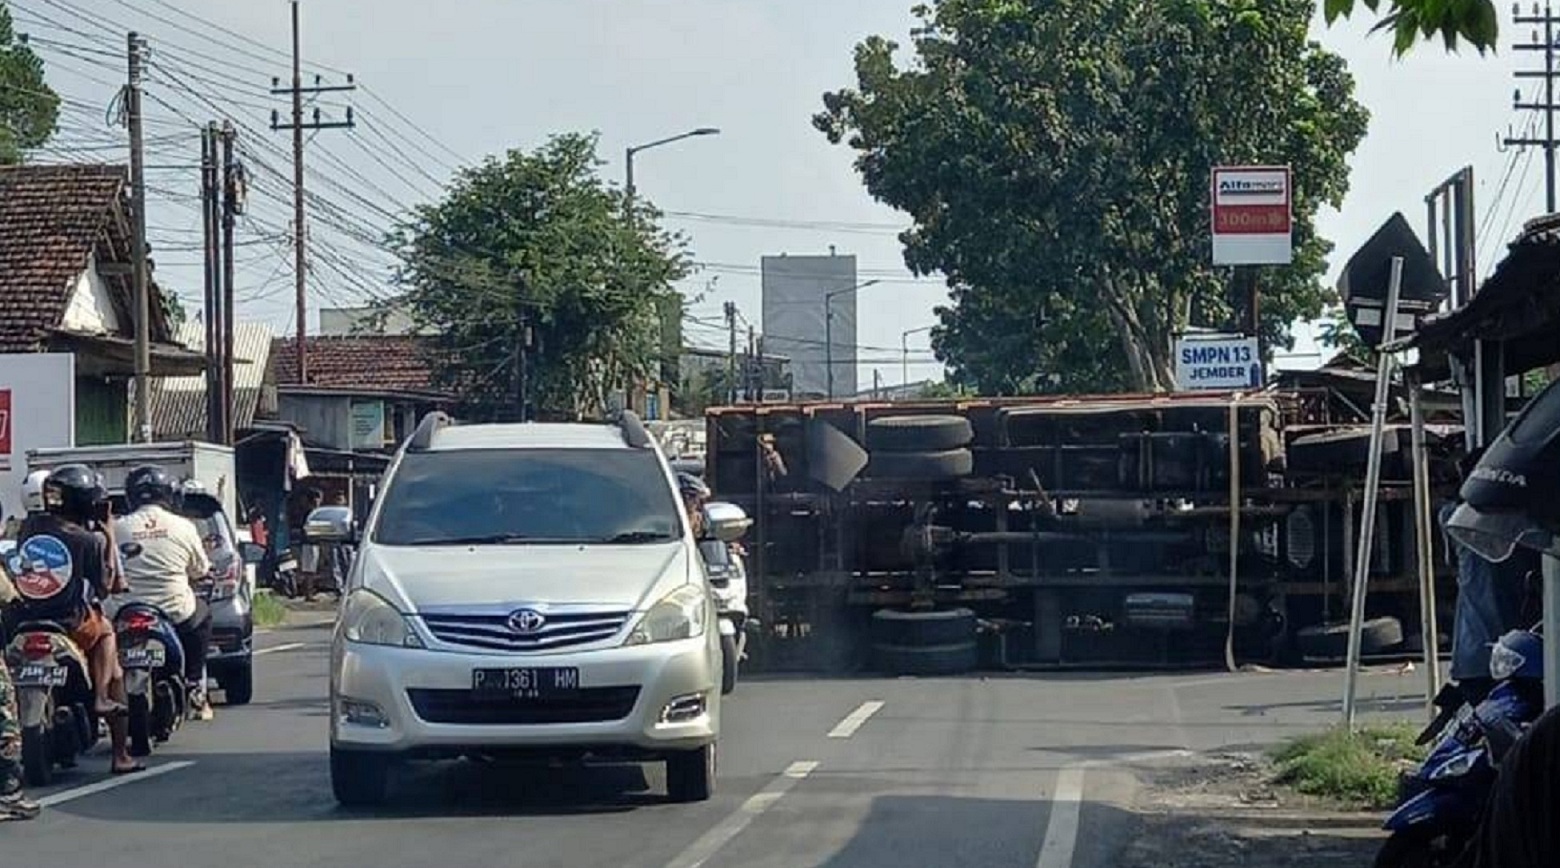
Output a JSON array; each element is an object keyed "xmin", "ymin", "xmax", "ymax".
[{"xmin": 703, "ymin": 390, "xmax": 1458, "ymax": 674}]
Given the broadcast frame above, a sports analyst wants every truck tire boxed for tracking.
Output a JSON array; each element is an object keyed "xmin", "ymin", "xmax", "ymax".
[
  {"xmin": 867, "ymin": 415, "xmax": 974, "ymax": 452},
  {"xmin": 871, "ymin": 608, "xmax": 977, "ymax": 647},
  {"xmin": 871, "ymin": 641, "xmax": 979, "ymax": 676},
  {"xmin": 866, "ymin": 448, "xmax": 974, "ymax": 480},
  {"xmin": 1296, "ymin": 616, "xmax": 1404, "ymax": 660}
]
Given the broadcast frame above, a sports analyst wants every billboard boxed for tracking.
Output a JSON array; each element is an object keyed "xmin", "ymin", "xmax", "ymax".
[
  {"xmin": 1211, "ymin": 166, "xmax": 1293, "ymax": 266},
  {"xmin": 761, "ymin": 254, "xmax": 859, "ymax": 398},
  {"xmin": 1174, "ymin": 335, "xmax": 1262, "ymax": 391},
  {"xmin": 0, "ymin": 354, "xmax": 76, "ymax": 516}
]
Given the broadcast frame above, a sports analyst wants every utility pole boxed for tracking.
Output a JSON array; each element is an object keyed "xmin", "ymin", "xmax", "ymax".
[
  {"xmin": 271, "ymin": 0, "xmax": 355, "ymax": 386},
  {"xmin": 747, "ymin": 327, "xmax": 758, "ymax": 401},
  {"xmin": 724, "ymin": 301, "xmax": 738, "ymax": 404},
  {"xmin": 1511, "ymin": 4, "xmax": 1560, "ymax": 212},
  {"xmin": 220, "ymin": 122, "xmax": 244, "ymax": 445},
  {"xmin": 201, "ymin": 124, "xmax": 221, "ymax": 443},
  {"xmin": 127, "ymin": 32, "xmax": 151, "ymax": 442}
]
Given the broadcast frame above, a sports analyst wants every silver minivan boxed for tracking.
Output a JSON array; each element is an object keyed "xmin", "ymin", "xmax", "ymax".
[{"xmin": 314, "ymin": 411, "xmax": 746, "ymax": 806}]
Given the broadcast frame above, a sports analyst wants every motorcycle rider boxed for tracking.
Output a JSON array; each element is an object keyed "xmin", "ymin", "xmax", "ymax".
[
  {"xmin": 0, "ymin": 495, "xmax": 41, "ymax": 822},
  {"xmin": 14, "ymin": 465, "xmax": 139, "ymax": 775},
  {"xmin": 114, "ymin": 466, "xmax": 213, "ymax": 721}
]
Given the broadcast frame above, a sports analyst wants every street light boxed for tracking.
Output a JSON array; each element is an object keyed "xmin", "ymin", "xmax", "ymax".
[
  {"xmin": 824, "ymin": 278, "xmax": 883, "ymax": 399},
  {"xmin": 901, "ymin": 324, "xmax": 935, "ymax": 392},
  {"xmin": 624, "ymin": 127, "xmax": 721, "ymax": 213}
]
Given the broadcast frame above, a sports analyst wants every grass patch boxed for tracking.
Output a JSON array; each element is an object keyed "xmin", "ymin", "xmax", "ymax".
[
  {"xmin": 1270, "ymin": 723, "xmax": 1427, "ymax": 809},
  {"xmin": 252, "ymin": 590, "xmax": 288, "ymax": 628}
]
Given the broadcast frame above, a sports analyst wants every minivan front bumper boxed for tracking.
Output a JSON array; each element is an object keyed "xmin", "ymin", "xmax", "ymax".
[{"xmin": 330, "ymin": 635, "xmax": 720, "ymax": 756}]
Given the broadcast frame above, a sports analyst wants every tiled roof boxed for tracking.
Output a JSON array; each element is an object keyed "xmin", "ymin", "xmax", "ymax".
[
  {"xmin": 150, "ymin": 320, "xmax": 277, "ymax": 438},
  {"xmin": 271, "ymin": 335, "xmax": 448, "ymax": 395},
  {"xmin": 0, "ymin": 164, "xmax": 175, "ymax": 352}
]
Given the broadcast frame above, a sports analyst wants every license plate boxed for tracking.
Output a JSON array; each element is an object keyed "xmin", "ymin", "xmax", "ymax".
[
  {"xmin": 472, "ymin": 667, "xmax": 580, "ymax": 699},
  {"xmin": 120, "ymin": 646, "xmax": 166, "ymax": 669},
  {"xmin": 13, "ymin": 663, "xmax": 68, "ymax": 687}
]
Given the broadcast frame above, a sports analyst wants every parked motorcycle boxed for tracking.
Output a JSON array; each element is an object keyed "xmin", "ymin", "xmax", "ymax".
[
  {"xmin": 701, "ymin": 538, "xmax": 749, "ymax": 695},
  {"xmin": 111, "ymin": 601, "xmax": 189, "ymax": 757},
  {"xmin": 1375, "ymin": 626, "xmax": 1546, "ymax": 868}
]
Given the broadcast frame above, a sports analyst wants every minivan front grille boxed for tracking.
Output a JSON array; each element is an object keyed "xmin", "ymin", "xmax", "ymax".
[
  {"xmin": 420, "ymin": 610, "xmax": 631, "ymax": 652},
  {"xmin": 407, "ymin": 687, "xmax": 640, "ymax": 724}
]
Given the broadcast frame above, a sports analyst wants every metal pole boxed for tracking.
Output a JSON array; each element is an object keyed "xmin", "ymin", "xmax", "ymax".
[
  {"xmin": 127, "ymin": 32, "xmax": 151, "ymax": 443},
  {"xmin": 825, "ymin": 293, "xmax": 835, "ymax": 399},
  {"xmin": 1409, "ymin": 378, "xmax": 1443, "ymax": 719},
  {"xmin": 291, "ymin": 0, "xmax": 308, "ymax": 385},
  {"xmin": 1548, "ymin": 5, "xmax": 1556, "ymax": 213},
  {"xmin": 201, "ymin": 125, "xmax": 220, "ymax": 443},
  {"xmin": 902, "ymin": 331, "xmax": 909, "ymax": 391},
  {"xmin": 1225, "ymin": 394, "xmax": 1242, "ymax": 673},
  {"xmin": 624, "ymin": 147, "xmax": 635, "ymax": 217},
  {"xmin": 1544, "ymin": 554, "xmax": 1560, "ymax": 709},
  {"xmin": 1342, "ymin": 255, "xmax": 1404, "ymax": 729},
  {"xmin": 221, "ymin": 123, "xmax": 238, "ymax": 445}
]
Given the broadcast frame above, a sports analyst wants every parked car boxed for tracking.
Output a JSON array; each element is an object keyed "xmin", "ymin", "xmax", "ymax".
[{"xmin": 316, "ymin": 410, "xmax": 748, "ymax": 807}]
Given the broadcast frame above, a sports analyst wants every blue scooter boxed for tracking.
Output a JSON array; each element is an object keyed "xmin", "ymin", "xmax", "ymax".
[{"xmin": 1374, "ymin": 627, "xmax": 1545, "ymax": 868}]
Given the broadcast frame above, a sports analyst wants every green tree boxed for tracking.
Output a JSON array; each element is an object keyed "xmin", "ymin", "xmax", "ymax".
[
  {"xmin": 815, "ymin": 0, "xmax": 1369, "ymax": 394},
  {"xmin": 0, "ymin": 4, "xmax": 60, "ymax": 163},
  {"xmin": 390, "ymin": 133, "xmax": 691, "ymax": 420},
  {"xmin": 1315, "ymin": 305, "xmax": 1368, "ymax": 363},
  {"xmin": 1322, "ymin": 0, "xmax": 1499, "ymax": 55}
]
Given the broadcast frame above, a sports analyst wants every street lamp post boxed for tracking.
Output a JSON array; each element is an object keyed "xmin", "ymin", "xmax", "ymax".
[
  {"xmin": 901, "ymin": 324, "xmax": 934, "ymax": 393},
  {"xmin": 824, "ymin": 278, "xmax": 882, "ymax": 399}
]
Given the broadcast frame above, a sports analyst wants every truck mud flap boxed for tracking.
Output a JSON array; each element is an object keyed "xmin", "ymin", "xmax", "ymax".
[{"xmin": 806, "ymin": 419, "xmax": 868, "ymax": 492}]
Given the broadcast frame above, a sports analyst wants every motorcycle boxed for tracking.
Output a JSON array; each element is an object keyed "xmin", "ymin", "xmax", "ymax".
[
  {"xmin": 111, "ymin": 601, "xmax": 188, "ymax": 757},
  {"xmin": 1375, "ymin": 626, "xmax": 1546, "ymax": 868},
  {"xmin": 700, "ymin": 538, "xmax": 749, "ymax": 696}
]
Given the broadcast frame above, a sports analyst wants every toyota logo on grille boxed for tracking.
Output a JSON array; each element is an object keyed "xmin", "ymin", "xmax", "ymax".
[{"xmin": 507, "ymin": 609, "xmax": 547, "ymax": 635}]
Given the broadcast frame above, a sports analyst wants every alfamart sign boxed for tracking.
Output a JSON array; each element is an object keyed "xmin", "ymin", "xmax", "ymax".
[
  {"xmin": 1211, "ymin": 165, "xmax": 1293, "ymax": 266},
  {"xmin": 1174, "ymin": 336, "xmax": 1262, "ymax": 391}
]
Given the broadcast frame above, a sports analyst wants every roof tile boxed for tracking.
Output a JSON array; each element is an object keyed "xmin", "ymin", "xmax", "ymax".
[{"xmin": 272, "ymin": 335, "xmax": 448, "ymax": 395}]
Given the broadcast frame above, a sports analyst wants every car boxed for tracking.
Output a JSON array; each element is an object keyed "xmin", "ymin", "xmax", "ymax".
[
  {"xmin": 182, "ymin": 488, "xmax": 265, "ymax": 706},
  {"xmin": 314, "ymin": 410, "xmax": 748, "ymax": 807}
]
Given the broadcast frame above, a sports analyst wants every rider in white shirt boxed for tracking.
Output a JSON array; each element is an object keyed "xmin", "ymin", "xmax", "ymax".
[{"xmin": 114, "ymin": 466, "xmax": 214, "ymax": 719}]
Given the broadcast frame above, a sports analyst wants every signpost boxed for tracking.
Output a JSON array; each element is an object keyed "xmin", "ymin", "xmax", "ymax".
[
  {"xmin": 1211, "ymin": 166, "xmax": 1293, "ymax": 266},
  {"xmin": 1174, "ymin": 336, "xmax": 1263, "ymax": 391}
]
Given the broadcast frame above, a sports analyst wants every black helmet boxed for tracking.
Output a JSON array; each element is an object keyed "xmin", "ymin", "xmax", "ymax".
[
  {"xmin": 42, "ymin": 464, "xmax": 108, "ymax": 522},
  {"xmin": 126, "ymin": 465, "xmax": 178, "ymax": 509},
  {"xmin": 676, "ymin": 471, "xmax": 710, "ymax": 501}
]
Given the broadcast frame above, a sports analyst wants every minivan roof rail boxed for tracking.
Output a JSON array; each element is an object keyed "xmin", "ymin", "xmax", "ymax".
[
  {"xmin": 612, "ymin": 409, "xmax": 652, "ymax": 449},
  {"xmin": 408, "ymin": 411, "xmax": 454, "ymax": 452}
]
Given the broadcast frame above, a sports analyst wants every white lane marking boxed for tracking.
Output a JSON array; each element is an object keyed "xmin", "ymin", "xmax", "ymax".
[
  {"xmin": 663, "ymin": 760, "xmax": 819, "ymax": 868},
  {"xmin": 828, "ymin": 700, "xmax": 885, "ymax": 739},
  {"xmin": 37, "ymin": 761, "xmax": 196, "ymax": 807},
  {"xmin": 253, "ymin": 642, "xmax": 309, "ymax": 656},
  {"xmin": 1035, "ymin": 764, "xmax": 1085, "ymax": 868}
]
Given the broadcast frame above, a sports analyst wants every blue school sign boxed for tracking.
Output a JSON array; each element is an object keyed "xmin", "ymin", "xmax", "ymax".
[{"xmin": 1174, "ymin": 336, "xmax": 1262, "ymax": 391}]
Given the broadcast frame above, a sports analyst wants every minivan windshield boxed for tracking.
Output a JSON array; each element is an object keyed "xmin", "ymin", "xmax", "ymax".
[{"xmin": 372, "ymin": 448, "xmax": 683, "ymax": 546}]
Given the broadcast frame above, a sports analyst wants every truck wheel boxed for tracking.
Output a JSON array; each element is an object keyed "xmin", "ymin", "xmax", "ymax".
[
  {"xmin": 871, "ymin": 608, "xmax": 977, "ymax": 647},
  {"xmin": 128, "ymin": 694, "xmax": 153, "ymax": 757},
  {"xmin": 867, "ymin": 415, "xmax": 974, "ymax": 451},
  {"xmin": 21, "ymin": 724, "xmax": 53, "ymax": 787},
  {"xmin": 866, "ymin": 448, "xmax": 974, "ymax": 480},
  {"xmin": 871, "ymin": 641, "xmax": 979, "ymax": 676},
  {"xmin": 720, "ymin": 634, "xmax": 739, "ymax": 695},
  {"xmin": 220, "ymin": 661, "xmax": 255, "ymax": 706},
  {"xmin": 666, "ymin": 742, "xmax": 717, "ymax": 803},
  {"xmin": 1296, "ymin": 616, "xmax": 1404, "ymax": 660},
  {"xmin": 331, "ymin": 747, "xmax": 392, "ymax": 807}
]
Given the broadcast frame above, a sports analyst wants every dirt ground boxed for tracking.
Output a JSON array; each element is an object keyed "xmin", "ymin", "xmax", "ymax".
[{"xmin": 1115, "ymin": 753, "xmax": 1387, "ymax": 868}]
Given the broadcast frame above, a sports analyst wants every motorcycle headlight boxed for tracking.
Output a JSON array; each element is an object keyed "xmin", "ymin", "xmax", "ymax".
[
  {"xmin": 624, "ymin": 585, "xmax": 708, "ymax": 646},
  {"xmin": 1427, "ymin": 748, "xmax": 1485, "ymax": 781},
  {"xmin": 341, "ymin": 589, "xmax": 423, "ymax": 648},
  {"xmin": 1489, "ymin": 643, "xmax": 1527, "ymax": 681}
]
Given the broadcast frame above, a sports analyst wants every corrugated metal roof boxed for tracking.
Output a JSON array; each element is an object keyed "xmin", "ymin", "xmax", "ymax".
[{"xmin": 149, "ymin": 320, "xmax": 275, "ymax": 438}]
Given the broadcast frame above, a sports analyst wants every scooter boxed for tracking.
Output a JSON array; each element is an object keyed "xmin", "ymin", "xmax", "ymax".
[
  {"xmin": 700, "ymin": 539, "xmax": 749, "ymax": 695},
  {"xmin": 111, "ymin": 602, "xmax": 188, "ymax": 757},
  {"xmin": 2, "ymin": 624, "xmax": 100, "ymax": 786},
  {"xmin": 1375, "ymin": 626, "xmax": 1546, "ymax": 868}
]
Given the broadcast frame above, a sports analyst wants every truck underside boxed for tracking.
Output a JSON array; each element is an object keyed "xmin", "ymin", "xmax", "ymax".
[{"xmin": 703, "ymin": 389, "xmax": 1459, "ymax": 673}]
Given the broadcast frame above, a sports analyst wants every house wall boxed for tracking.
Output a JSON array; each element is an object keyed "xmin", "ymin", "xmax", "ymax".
[
  {"xmin": 276, "ymin": 392, "xmax": 430, "ymax": 452},
  {"xmin": 59, "ymin": 254, "xmax": 122, "ymax": 334},
  {"xmin": 75, "ymin": 376, "xmax": 127, "ymax": 445}
]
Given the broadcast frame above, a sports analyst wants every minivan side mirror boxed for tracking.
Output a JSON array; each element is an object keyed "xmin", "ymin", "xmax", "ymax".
[
  {"xmin": 238, "ymin": 542, "xmax": 267, "ymax": 565},
  {"xmin": 703, "ymin": 501, "xmax": 751, "ymax": 543},
  {"xmin": 304, "ymin": 505, "xmax": 357, "ymax": 543}
]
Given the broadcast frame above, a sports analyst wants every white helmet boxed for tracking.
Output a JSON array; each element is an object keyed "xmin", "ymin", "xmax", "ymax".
[{"xmin": 22, "ymin": 469, "xmax": 50, "ymax": 514}]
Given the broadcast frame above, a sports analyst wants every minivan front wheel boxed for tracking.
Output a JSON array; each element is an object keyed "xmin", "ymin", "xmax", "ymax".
[
  {"xmin": 666, "ymin": 742, "xmax": 716, "ymax": 803},
  {"xmin": 331, "ymin": 746, "xmax": 392, "ymax": 807}
]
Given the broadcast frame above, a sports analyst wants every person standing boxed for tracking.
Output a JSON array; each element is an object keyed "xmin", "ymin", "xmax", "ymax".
[{"xmin": 0, "ymin": 495, "xmax": 41, "ymax": 821}]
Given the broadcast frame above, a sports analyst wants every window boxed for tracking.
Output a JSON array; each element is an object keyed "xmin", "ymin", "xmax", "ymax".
[{"xmin": 372, "ymin": 448, "xmax": 682, "ymax": 547}]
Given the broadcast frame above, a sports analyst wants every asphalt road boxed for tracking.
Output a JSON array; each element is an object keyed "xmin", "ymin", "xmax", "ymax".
[{"xmin": 5, "ymin": 623, "xmax": 1425, "ymax": 867}]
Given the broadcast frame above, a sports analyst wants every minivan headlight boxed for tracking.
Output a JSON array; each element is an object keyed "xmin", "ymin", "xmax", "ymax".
[
  {"xmin": 341, "ymin": 589, "xmax": 423, "ymax": 648},
  {"xmin": 624, "ymin": 585, "xmax": 708, "ymax": 646}
]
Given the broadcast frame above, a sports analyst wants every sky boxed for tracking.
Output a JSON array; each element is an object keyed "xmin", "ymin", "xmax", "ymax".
[{"xmin": 7, "ymin": 0, "xmax": 1549, "ymax": 389}]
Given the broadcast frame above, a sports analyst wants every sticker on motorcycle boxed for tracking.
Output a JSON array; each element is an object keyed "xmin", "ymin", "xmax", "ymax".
[{"xmin": 13, "ymin": 534, "xmax": 73, "ymax": 600}]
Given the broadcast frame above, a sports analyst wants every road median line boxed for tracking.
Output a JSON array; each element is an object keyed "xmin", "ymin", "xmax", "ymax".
[
  {"xmin": 38, "ymin": 761, "xmax": 196, "ymax": 807},
  {"xmin": 827, "ymin": 700, "xmax": 885, "ymax": 738},
  {"xmin": 663, "ymin": 760, "xmax": 819, "ymax": 868}
]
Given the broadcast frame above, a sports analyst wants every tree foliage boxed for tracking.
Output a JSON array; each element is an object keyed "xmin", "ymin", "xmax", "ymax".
[
  {"xmin": 1322, "ymin": 0, "xmax": 1499, "ymax": 55},
  {"xmin": 0, "ymin": 4, "xmax": 60, "ymax": 164},
  {"xmin": 815, "ymin": 0, "xmax": 1369, "ymax": 394},
  {"xmin": 390, "ymin": 133, "xmax": 691, "ymax": 420}
]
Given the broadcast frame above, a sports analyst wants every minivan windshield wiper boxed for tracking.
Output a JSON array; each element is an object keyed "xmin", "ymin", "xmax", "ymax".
[
  {"xmin": 600, "ymin": 530, "xmax": 676, "ymax": 544},
  {"xmin": 408, "ymin": 533, "xmax": 569, "ymax": 546}
]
